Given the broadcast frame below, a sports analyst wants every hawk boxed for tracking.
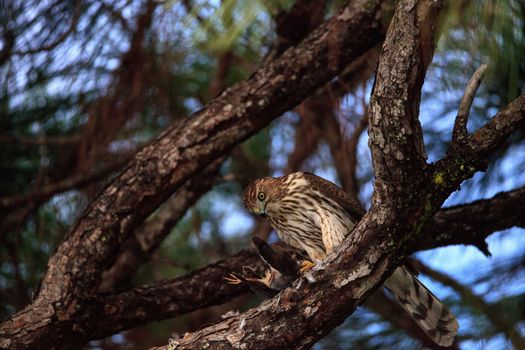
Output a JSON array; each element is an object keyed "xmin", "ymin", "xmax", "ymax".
[{"xmin": 243, "ymin": 172, "xmax": 458, "ymax": 347}]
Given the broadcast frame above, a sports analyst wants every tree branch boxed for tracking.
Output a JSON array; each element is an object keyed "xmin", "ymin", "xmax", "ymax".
[
  {"xmin": 92, "ymin": 251, "xmax": 261, "ymax": 341},
  {"xmin": 99, "ymin": 158, "xmax": 224, "ymax": 293},
  {"xmin": 451, "ymin": 64, "xmax": 488, "ymax": 145},
  {"xmin": 368, "ymin": 0, "xmax": 439, "ymax": 208},
  {"xmin": 415, "ymin": 186, "xmax": 525, "ymax": 254},
  {"xmin": 42, "ymin": 0, "xmax": 383, "ymax": 302},
  {"xmin": 148, "ymin": 1, "xmax": 522, "ymax": 348},
  {"xmin": 431, "ymin": 93, "xmax": 525, "ymax": 217},
  {"xmin": 12, "ymin": 187, "xmax": 513, "ymax": 344},
  {"xmin": 0, "ymin": 1, "xmax": 385, "ymax": 348},
  {"xmin": 467, "ymin": 93, "xmax": 525, "ymax": 157},
  {"xmin": 148, "ymin": 2, "xmax": 454, "ymax": 348}
]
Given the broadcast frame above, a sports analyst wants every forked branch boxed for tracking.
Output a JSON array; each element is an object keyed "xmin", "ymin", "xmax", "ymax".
[{"xmin": 0, "ymin": 0, "xmax": 385, "ymax": 347}]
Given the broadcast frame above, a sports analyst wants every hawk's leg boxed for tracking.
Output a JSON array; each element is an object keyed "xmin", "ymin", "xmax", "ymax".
[
  {"xmin": 299, "ymin": 260, "xmax": 316, "ymax": 273},
  {"xmin": 299, "ymin": 246, "xmax": 325, "ymax": 272}
]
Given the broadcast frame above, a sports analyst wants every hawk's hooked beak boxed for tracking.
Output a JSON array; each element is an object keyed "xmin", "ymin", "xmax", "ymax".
[{"xmin": 253, "ymin": 202, "xmax": 267, "ymax": 218}]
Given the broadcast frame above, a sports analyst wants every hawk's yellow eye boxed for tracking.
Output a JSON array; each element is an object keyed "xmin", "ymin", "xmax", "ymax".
[{"xmin": 257, "ymin": 192, "xmax": 266, "ymax": 201}]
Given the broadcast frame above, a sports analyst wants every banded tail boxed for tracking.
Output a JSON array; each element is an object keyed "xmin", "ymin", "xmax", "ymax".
[{"xmin": 384, "ymin": 266, "xmax": 459, "ymax": 347}]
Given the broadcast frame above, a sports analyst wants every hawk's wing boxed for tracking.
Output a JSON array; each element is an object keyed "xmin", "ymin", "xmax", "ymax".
[{"xmin": 303, "ymin": 172, "xmax": 366, "ymax": 221}]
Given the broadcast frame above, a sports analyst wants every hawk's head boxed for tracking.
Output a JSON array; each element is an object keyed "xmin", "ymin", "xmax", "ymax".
[{"xmin": 243, "ymin": 177, "xmax": 285, "ymax": 218}]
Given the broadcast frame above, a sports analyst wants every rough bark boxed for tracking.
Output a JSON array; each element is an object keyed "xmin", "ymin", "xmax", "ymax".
[
  {"xmin": 89, "ymin": 251, "xmax": 260, "ymax": 341},
  {"xmin": 2, "ymin": 186, "xmax": 512, "ymax": 344},
  {"xmin": 148, "ymin": 1, "xmax": 523, "ymax": 348},
  {"xmin": 415, "ymin": 185, "xmax": 525, "ymax": 253},
  {"xmin": 0, "ymin": 1, "xmax": 385, "ymax": 348},
  {"xmin": 98, "ymin": 158, "xmax": 224, "ymax": 293},
  {"xmin": 150, "ymin": 1, "xmax": 439, "ymax": 348},
  {"xmin": 1, "ymin": 0, "xmax": 522, "ymax": 348},
  {"xmin": 3, "ymin": 179, "xmax": 500, "ymax": 347}
]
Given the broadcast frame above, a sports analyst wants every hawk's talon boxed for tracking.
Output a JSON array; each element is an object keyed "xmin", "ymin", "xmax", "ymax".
[
  {"xmin": 299, "ymin": 260, "xmax": 316, "ymax": 274},
  {"xmin": 224, "ymin": 273, "xmax": 242, "ymax": 285}
]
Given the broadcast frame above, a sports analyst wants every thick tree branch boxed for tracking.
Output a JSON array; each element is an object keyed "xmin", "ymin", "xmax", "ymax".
[
  {"xmin": 467, "ymin": 93, "xmax": 525, "ymax": 156},
  {"xmin": 368, "ymin": 0, "xmax": 439, "ymax": 208},
  {"xmin": 99, "ymin": 158, "xmax": 224, "ymax": 293},
  {"xmin": 415, "ymin": 186, "xmax": 525, "ymax": 253},
  {"xmin": 39, "ymin": 0, "xmax": 381, "ymax": 301},
  {"xmin": 10, "ymin": 187, "xmax": 511, "ymax": 344},
  {"xmin": 151, "ymin": 1, "xmax": 522, "ymax": 348},
  {"xmin": 92, "ymin": 251, "xmax": 260, "ymax": 341},
  {"xmin": 0, "ymin": 250, "xmax": 259, "ymax": 348},
  {"xmin": 149, "ymin": 2, "xmax": 452, "ymax": 349},
  {"xmin": 0, "ymin": 1, "xmax": 384, "ymax": 348}
]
